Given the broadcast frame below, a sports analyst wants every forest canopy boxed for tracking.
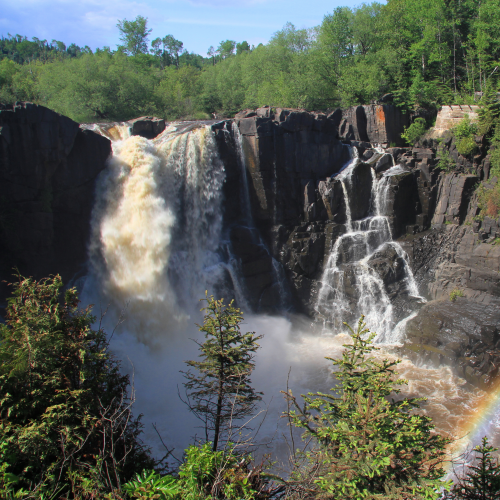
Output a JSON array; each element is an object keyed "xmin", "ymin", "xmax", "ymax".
[{"xmin": 1, "ymin": 0, "xmax": 500, "ymax": 122}]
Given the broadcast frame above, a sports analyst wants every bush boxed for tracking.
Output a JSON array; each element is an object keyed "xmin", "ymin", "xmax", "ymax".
[
  {"xmin": 283, "ymin": 317, "xmax": 450, "ymax": 499},
  {"xmin": 457, "ymin": 136, "xmax": 477, "ymax": 156},
  {"xmin": 436, "ymin": 147, "xmax": 456, "ymax": 173},
  {"xmin": 0, "ymin": 274, "xmax": 153, "ymax": 498},
  {"xmin": 477, "ymin": 182, "xmax": 500, "ymax": 219},
  {"xmin": 401, "ymin": 117, "xmax": 427, "ymax": 145},
  {"xmin": 450, "ymin": 288, "xmax": 465, "ymax": 302},
  {"xmin": 454, "ymin": 114, "xmax": 478, "ymax": 157}
]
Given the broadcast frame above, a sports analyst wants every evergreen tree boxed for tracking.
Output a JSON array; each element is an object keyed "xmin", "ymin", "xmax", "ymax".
[
  {"xmin": 453, "ymin": 437, "xmax": 500, "ymax": 500},
  {"xmin": 0, "ymin": 274, "xmax": 152, "ymax": 497},
  {"xmin": 182, "ymin": 294, "xmax": 262, "ymax": 451},
  {"xmin": 284, "ymin": 316, "xmax": 450, "ymax": 499}
]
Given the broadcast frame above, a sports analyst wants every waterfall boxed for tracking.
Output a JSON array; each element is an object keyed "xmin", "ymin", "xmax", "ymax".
[
  {"xmin": 87, "ymin": 123, "xmax": 247, "ymax": 339},
  {"xmin": 315, "ymin": 152, "xmax": 423, "ymax": 343}
]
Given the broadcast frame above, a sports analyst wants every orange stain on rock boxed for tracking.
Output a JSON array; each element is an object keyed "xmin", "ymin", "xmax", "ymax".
[{"xmin": 376, "ymin": 105, "xmax": 386, "ymax": 124}]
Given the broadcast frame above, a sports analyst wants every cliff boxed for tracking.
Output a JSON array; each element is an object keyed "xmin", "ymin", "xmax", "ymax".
[{"xmin": 0, "ymin": 102, "xmax": 111, "ymax": 303}]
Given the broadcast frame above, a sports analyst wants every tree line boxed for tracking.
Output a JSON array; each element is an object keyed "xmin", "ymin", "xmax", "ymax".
[{"xmin": 1, "ymin": 0, "xmax": 500, "ymax": 122}]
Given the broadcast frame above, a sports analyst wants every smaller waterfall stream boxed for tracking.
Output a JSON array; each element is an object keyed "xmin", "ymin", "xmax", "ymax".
[{"xmin": 316, "ymin": 148, "xmax": 424, "ymax": 342}]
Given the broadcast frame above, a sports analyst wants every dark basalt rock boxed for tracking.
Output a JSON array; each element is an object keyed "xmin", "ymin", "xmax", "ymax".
[
  {"xmin": 366, "ymin": 244, "xmax": 406, "ymax": 288},
  {"xmin": 402, "ymin": 297, "xmax": 500, "ymax": 388},
  {"xmin": 0, "ymin": 102, "xmax": 111, "ymax": 303},
  {"xmin": 127, "ymin": 116, "xmax": 166, "ymax": 139},
  {"xmin": 347, "ymin": 162, "xmax": 373, "ymax": 220}
]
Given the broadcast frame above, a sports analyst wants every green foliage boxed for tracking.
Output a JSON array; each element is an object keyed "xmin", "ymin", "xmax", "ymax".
[
  {"xmin": 478, "ymin": 86, "xmax": 500, "ymax": 136},
  {"xmin": 37, "ymin": 52, "xmax": 160, "ymax": 121},
  {"xmin": 178, "ymin": 442, "xmax": 261, "ymax": 500},
  {"xmin": 401, "ymin": 117, "xmax": 428, "ymax": 145},
  {"xmin": 477, "ymin": 181, "xmax": 500, "ymax": 219},
  {"xmin": 284, "ymin": 316, "xmax": 450, "ymax": 499},
  {"xmin": 490, "ymin": 123, "xmax": 500, "ymax": 178},
  {"xmin": 121, "ymin": 442, "xmax": 273, "ymax": 500},
  {"xmin": 182, "ymin": 294, "xmax": 262, "ymax": 451},
  {"xmin": 117, "ymin": 16, "xmax": 152, "ymax": 56},
  {"xmin": 122, "ymin": 470, "xmax": 180, "ymax": 499},
  {"xmin": 452, "ymin": 437, "xmax": 500, "ymax": 499},
  {"xmin": 436, "ymin": 147, "xmax": 456, "ymax": 173},
  {"xmin": 0, "ymin": 274, "xmax": 152, "ymax": 498},
  {"xmin": 454, "ymin": 115, "xmax": 478, "ymax": 156},
  {"xmin": 5, "ymin": 0, "xmax": 500, "ymax": 118},
  {"xmin": 450, "ymin": 288, "xmax": 465, "ymax": 301},
  {"xmin": 457, "ymin": 136, "xmax": 478, "ymax": 156}
]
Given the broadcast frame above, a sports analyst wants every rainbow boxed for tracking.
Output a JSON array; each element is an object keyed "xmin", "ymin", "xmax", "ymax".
[{"xmin": 450, "ymin": 376, "xmax": 500, "ymax": 463}]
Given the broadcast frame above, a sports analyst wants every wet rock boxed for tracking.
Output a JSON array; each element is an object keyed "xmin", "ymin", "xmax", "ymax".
[
  {"xmin": 402, "ymin": 297, "xmax": 500, "ymax": 387},
  {"xmin": 348, "ymin": 162, "xmax": 373, "ymax": 220},
  {"xmin": 367, "ymin": 244, "xmax": 406, "ymax": 288},
  {"xmin": 127, "ymin": 116, "xmax": 166, "ymax": 139}
]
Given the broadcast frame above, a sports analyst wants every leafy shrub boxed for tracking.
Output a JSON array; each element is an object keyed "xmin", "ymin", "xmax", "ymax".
[
  {"xmin": 457, "ymin": 136, "xmax": 477, "ymax": 156},
  {"xmin": 454, "ymin": 114, "xmax": 478, "ymax": 156},
  {"xmin": 401, "ymin": 117, "xmax": 427, "ymax": 145},
  {"xmin": 477, "ymin": 182, "xmax": 500, "ymax": 219},
  {"xmin": 436, "ymin": 147, "xmax": 456, "ymax": 173},
  {"xmin": 450, "ymin": 288, "xmax": 465, "ymax": 302},
  {"xmin": 122, "ymin": 470, "xmax": 180, "ymax": 499}
]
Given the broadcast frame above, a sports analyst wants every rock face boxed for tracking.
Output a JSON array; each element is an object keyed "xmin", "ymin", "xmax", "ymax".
[
  {"xmin": 0, "ymin": 102, "xmax": 111, "ymax": 303},
  {"xmin": 230, "ymin": 107, "xmax": 425, "ymax": 313},
  {"xmin": 339, "ymin": 105, "xmax": 410, "ymax": 145},
  {"xmin": 402, "ymin": 297, "xmax": 500, "ymax": 388}
]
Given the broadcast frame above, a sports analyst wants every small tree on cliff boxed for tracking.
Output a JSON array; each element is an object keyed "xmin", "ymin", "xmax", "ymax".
[
  {"xmin": 182, "ymin": 293, "xmax": 262, "ymax": 451},
  {"xmin": 283, "ymin": 316, "xmax": 450, "ymax": 499}
]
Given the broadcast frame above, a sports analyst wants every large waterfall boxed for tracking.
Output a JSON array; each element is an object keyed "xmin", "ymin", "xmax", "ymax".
[
  {"xmin": 81, "ymin": 123, "xmax": 488, "ymax": 461},
  {"xmin": 315, "ymin": 147, "xmax": 423, "ymax": 343}
]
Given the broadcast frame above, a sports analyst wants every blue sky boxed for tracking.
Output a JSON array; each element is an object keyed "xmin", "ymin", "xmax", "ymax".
[{"xmin": 1, "ymin": 0, "xmax": 368, "ymax": 57}]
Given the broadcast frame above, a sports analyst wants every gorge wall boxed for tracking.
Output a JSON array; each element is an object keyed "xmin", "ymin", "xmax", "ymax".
[{"xmin": 0, "ymin": 102, "xmax": 110, "ymax": 304}]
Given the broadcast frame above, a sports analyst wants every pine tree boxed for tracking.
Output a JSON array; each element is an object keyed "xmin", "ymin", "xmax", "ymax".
[
  {"xmin": 283, "ymin": 316, "xmax": 450, "ymax": 499},
  {"xmin": 453, "ymin": 437, "xmax": 500, "ymax": 500},
  {"xmin": 182, "ymin": 294, "xmax": 262, "ymax": 451}
]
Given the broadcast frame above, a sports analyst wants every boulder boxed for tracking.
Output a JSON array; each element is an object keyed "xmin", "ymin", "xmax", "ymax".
[{"xmin": 127, "ymin": 116, "xmax": 166, "ymax": 139}]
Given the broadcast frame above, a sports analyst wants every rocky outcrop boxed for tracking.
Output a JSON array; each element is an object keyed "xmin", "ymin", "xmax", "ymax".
[
  {"xmin": 339, "ymin": 105, "xmax": 410, "ymax": 145},
  {"xmin": 431, "ymin": 173, "xmax": 478, "ymax": 225},
  {"xmin": 0, "ymin": 102, "xmax": 111, "ymax": 303},
  {"xmin": 127, "ymin": 116, "xmax": 166, "ymax": 139},
  {"xmin": 402, "ymin": 297, "xmax": 500, "ymax": 388}
]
